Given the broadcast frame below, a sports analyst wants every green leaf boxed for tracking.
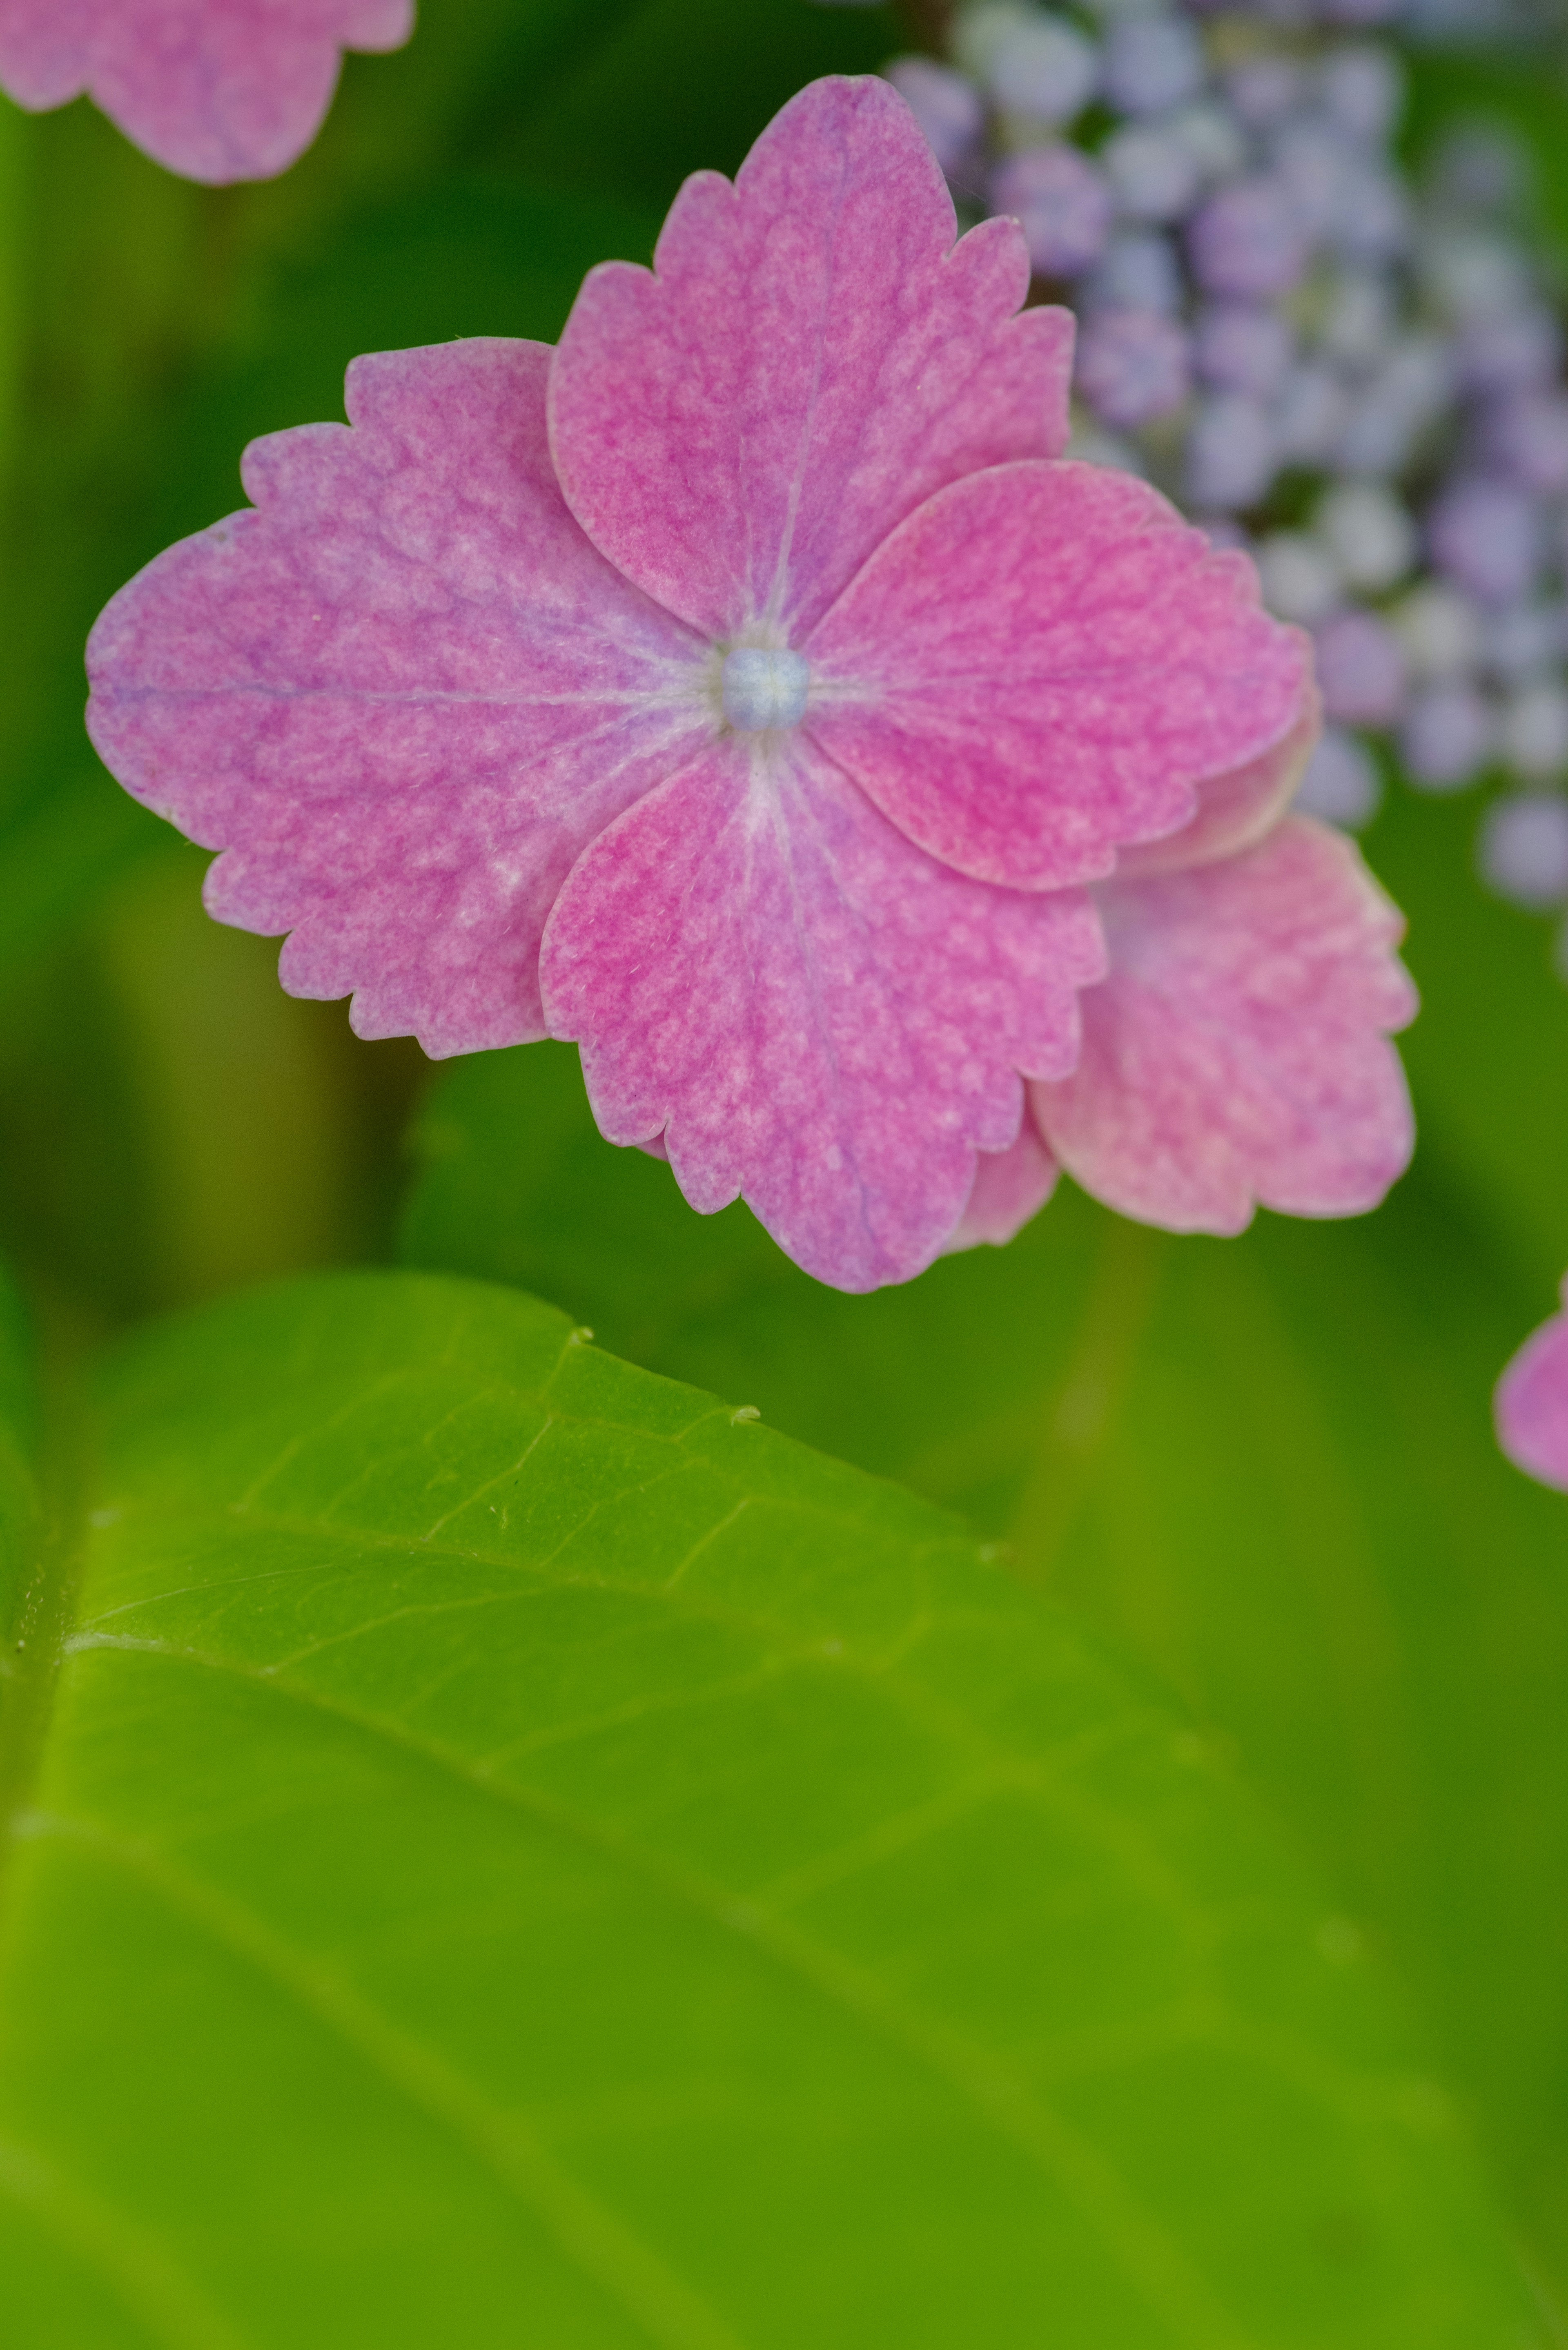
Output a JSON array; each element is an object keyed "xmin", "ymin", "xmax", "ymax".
[
  {"xmin": 0, "ymin": 1271, "xmax": 1536, "ymax": 2345},
  {"xmin": 0, "ymin": 1263, "xmax": 35, "ymax": 1643},
  {"xmin": 396, "ymin": 792, "xmax": 1568, "ymax": 2294}
]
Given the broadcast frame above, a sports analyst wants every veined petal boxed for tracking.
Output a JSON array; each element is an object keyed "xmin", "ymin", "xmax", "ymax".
[
  {"xmin": 943, "ymin": 1113, "xmax": 1059, "ymax": 1254},
  {"xmin": 0, "ymin": 0, "xmax": 413, "ymax": 183},
  {"xmin": 1496, "ymin": 1278, "xmax": 1568, "ymax": 1494},
  {"xmin": 1111, "ymin": 681, "xmax": 1321, "ymax": 879},
  {"xmin": 1031, "ymin": 817, "xmax": 1416, "ymax": 1234},
  {"xmin": 539, "ymin": 738, "xmax": 1103, "ymax": 1293},
  {"xmin": 548, "ymin": 74, "xmax": 1071, "ymax": 643},
  {"xmin": 806, "ymin": 462, "xmax": 1308, "ymax": 892},
  {"xmin": 87, "ymin": 339, "xmax": 709, "ymax": 1058}
]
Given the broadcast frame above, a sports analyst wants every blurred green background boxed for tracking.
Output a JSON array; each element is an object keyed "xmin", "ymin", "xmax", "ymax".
[{"xmin": 2, "ymin": 0, "xmax": 1568, "ymax": 2328}]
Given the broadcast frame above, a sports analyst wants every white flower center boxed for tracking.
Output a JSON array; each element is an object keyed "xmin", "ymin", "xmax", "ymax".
[{"xmin": 721, "ymin": 646, "xmax": 809, "ymax": 731}]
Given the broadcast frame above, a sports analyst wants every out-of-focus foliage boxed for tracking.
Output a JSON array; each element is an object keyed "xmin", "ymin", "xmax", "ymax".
[
  {"xmin": 0, "ymin": 1272, "xmax": 1543, "ymax": 2347},
  {"xmin": 0, "ymin": 0, "xmax": 1566, "ymax": 2340}
]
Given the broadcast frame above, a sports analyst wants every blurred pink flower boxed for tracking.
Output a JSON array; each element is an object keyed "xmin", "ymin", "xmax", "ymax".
[
  {"xmin": 0, "ymin": 0, "xmax": 412, "ymax": 183},
  {"xmin": 949, "ymin": 696, "xmax": 1419, "ymax": 1245},
  {"xmin": 88, "ymin": 76, "xmax": 1308, "ymax": 1290},
  {"xmin": 1496, "ymin": 1279, "xmax": 1568, "ymax": 1492}
]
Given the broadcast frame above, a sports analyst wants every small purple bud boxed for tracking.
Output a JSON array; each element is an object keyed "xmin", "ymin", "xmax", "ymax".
[
  {"xmin": 1428, "ymin": 124, "xmax": 1529, "ymax": 214},
  {"xmin": 1294, "ymin": 726, "xmax": 1382, "ymax": 827},
  {"xmin": 1257, "ymin": 531, "xmax": 1343, "ymax": 624},
  {"xmin": 1189, "ymin": 178, "xmax": 1307, "ymax": 299},
  {"xmin": 1076, "ymin": 308, "xmax": 1192, "ymax": 428},
  {"xmin": 1456, "ymin": 306, "xmax": 1563, "ymax": 397},
  {"xmin": 1480, "ymin": 795, "xmax": 1568, "ymax": 907},
  {"xmin": 1423, "ymin": 230, "xmax": 1531, "ymax": 325},
  {"xmin": 991, "ymin": 143, "xmax": 1114, "ymax": 276},
  {"xmin": 1332, "ymin": 165, "xmax": 1410, "ymax": 263},
  {"xmin": 1316, "ymin": 45, "xmax": 1403, "ymax": 143},
  {"xmin": 1083, "ymin": 228, "xmax": 1184, "ymax": 316},
  {"xmin": 1185, "ymin": 392, "xmax": 1277, "ymax": 510},
  {"xmin": 1167, "ymin": 100, "xmax": 1247, "ymax": 187},
  {"xmin": 1271, "ymin": 120, "xmax": 1347, "ymax": 240},
  {"xmin": 1391, "ymin": 582, "xmax": 1482, "ymax": 680},
  {"xmin": 1225, "ymin": 57, "xmax": 1302, "ymax": 129},
  {"xmin": 1102, "ymin": 123, "xmax": 1201, "ymax": 223},
  {"xmin": 1101, "ymin": 16, "xmax": 1205, "ymax": 116},
  {"xmin": 1400, "ymin": 682, "xmax": 1495, "ymax": 790},
  {"xmin": 1337, "ymin": 336, "xmax": 1454, "ymax": 473},
  {"xmin": 1274, "ymin": 363, "xmax": 1351, "ymax": 466},
  {"xmin": 1501, "ymin": 683, "xmax": 1568, "ymax": 779},
  {"xmin": 1484, "ymin": 602, "xmax": 1568, "ymax": 682},
  {"xmin": 1319, "ymin": 270, "xmax": 1396, "ymax": 367},
  {"xmin": 1316, "ymin": 481, "xmax": 1415, "ymax": 591},
  {"xmin": 1481, "ymin": 392, "xmax": 1568, "ymax": 495},
  {"xmin": 988, "ymin": 18, "xmax": 1098, "ymax": 125},
  {"xmin": 1195, "ymin": 303, "xmax": 1295, "ymax": 397},
  {"xmin": 884, "ymin": 60, "xmax": 985, "ymax": 176},
  {"xmin": 1314, "ymin": 609, "xmax": 1408, "ymax": 727},
  {"xmin": 1428, "ymin": 475, "xmax": 1541, "ymax": 608}
]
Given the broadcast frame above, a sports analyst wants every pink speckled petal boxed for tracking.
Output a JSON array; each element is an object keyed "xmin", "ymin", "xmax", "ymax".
[
  {"xmin": 0, "ymin": 0, "xmax": 412, "ymax": 182},
  {"xmin": 87, "ymin": 339, "xmax": 708, "ymax": 1057},
  {"xmin": 539, "ymin": 737, "xmax": 1103, "ymax": 1293},
  {"xmin": 1030, "ymin": 816, "xmax": 1417, "ymax": 1234},
  {"xmin": 807, "ymin": 462, "xmax": 1309, "ymax": 892},
  {"xmin": 1112, "ymin": 678, "xmax": 1321, "ymax": 880},
  {"xmin": 943, "ymin": 1110, "xmax": 1059, "ymax": 1253},
  {"xmin": 1496, "ymin": 1277, "xmax": 1568, "ymax": 1493},
  {"xmin": 548, "ymin": 74, "xmax": 1072, "ymax": 642}
]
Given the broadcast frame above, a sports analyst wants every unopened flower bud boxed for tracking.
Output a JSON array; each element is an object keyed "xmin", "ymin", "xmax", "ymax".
[
  {"xmin": 1077, "ymin": 308, "xmax": 1192, "ymax": 427},
  {"xmin": 992, "ymin": 143, "xmax": 1114, "ymax": 276},
  {"xmin": 1480, "ymin": 795, "xmax": 1568, "ymax": 907},
  {"xmin": 1314, "ymin": 609, "xmax": 1408, "ymax": 726},
  {"xmin": 1189, "ymin": 178, "xmax": 1307, "ymax": 299},
  {"xmin": 1401, "ymin": 682, "xmax": 1495, "ymax": 790},
  {"xmin": 1295, "ymin": 727, "xmax": 1383, "ymax": 826}
]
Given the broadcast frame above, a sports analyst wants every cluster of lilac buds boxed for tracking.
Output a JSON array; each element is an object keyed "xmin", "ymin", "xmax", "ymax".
[{"xmin": 887, "ymin": 2, "xmax": 1568, "ymax": 969}]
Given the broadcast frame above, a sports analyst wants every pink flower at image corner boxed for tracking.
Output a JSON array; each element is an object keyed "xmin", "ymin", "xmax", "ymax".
[
  {"xmin": 0, "ymin": 0, "xmax": 413, "ymax": 185},
  {"xmin": 85, "ymin": 73, "xmax": 1411, "ymax": 1293},
  {"xmin": 1496, "ymin": 1281, "xmax": 1568, "ymax": 1493}
]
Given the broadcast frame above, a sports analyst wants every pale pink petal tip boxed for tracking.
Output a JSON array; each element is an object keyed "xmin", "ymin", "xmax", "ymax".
[
  {"xmin": 1032, "ymin": 816, "xmax": 1417, "ymax": 1235},
  {"xmin": 1496, "ymin": 1278, "xmax": 1568, "ymax": 1493},
  {"xmin": 0, "ymin": 0, "xmax": 414, "ymax": 183},
  {"xmin": 943, "ymin": 1113, "xmax": 1059, "ymax": 1253}
]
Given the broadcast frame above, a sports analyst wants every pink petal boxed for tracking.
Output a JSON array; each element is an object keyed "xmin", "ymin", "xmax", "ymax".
[
  {"xmin": 1111, "ymin": 679, "xmax": 1321, "ymax": 879},
  {"xmin": 87, "ymin": 339, "xmax": 708, "ymax": 1057},
  {"xmin": 0, "ymin": 0, "xmax": 412, "ymax": 183},
  {"xmin": 1496, "ymin": 1278, "xmax": 1568, "ymax": 1493},
  {"xmin": 806, "ymin": 462, "xmax": 1309, "ymax": 891},
  {"xmin": 547, "ymin": 74, "xmax": 1072, "ymax": 642},
  {"xmin": 539, "ymin": 738, "xmax": 1103, "ymax": 1293},
  {"xmin": 942, "ymin": 1110, "xmax": 1059, "ymax": 1253},
  {"xmin": 1030, "ymin": 816, "xmax": 1417, "ymax": 1234}
]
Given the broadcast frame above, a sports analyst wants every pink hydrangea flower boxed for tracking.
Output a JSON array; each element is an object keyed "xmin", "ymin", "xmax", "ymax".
[
  {"xmin": 948, "ymin": 695, "xmax": 1419, "ymax": 1246},
  {"xmin": 0, "ymin": 0, "xmax": 412, "ymax": 184},
  {"xmin": 88, "ymin": 76, "xmax": 1312, "ymax": 1291},
  {"xmin": 1496, "ymin": 1278, "xmax": 1568, "ymax": 1492}
]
